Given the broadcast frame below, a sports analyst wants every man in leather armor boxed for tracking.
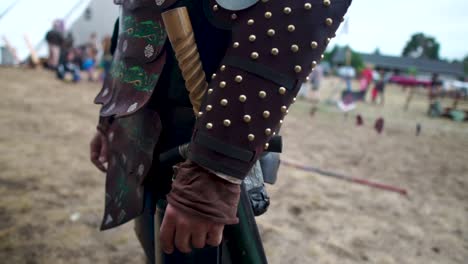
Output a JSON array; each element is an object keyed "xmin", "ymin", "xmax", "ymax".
[{"xmin": 90, "ymin": 0, "xmax": 352, "ymax": 263}]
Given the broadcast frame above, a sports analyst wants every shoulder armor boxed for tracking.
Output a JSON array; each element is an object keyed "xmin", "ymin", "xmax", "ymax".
[{"xmin": 215, "ymin": 0, "xmax": 259, "ymax": 11}]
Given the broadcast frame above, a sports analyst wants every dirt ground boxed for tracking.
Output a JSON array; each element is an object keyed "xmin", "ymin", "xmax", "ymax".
[{"xmin": 0, "ymin": 68, "xmax": 467, "ymax": 264}]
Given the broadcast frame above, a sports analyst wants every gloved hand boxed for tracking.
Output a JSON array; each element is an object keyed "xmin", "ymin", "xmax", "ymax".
[{"xmin": 160, "ymin": 160, "xmax": 240, "ymax": 253}]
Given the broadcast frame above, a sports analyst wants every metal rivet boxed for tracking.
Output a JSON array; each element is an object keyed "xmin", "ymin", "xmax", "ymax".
[
  {"xmin": 243, "ymin": 115, "xmax": 252, "ymax": 123},
  {"xmin": 264, "ymin": 143, "xmax": 270, "ymax": 150},
  {"xmin": 294, "ymin": 65, "xmax": 302, "ymax": 73},
  {"xmin": 293, "ymin": 97, "xmax": 297, "ymax": 103},
  {"xmin": 267, "ymin": 29, "xmax": 275, "ymax": 37},
  {"xmin": 312, "ymin": 61, "xmax": 317, "ymax": 67},
  {"xmin": 247, "ymin": 19, "xmax": 255, "ymax": 25},
  {"xmin": 323, "ymin": 0, "xmax": 331, "ymax": 6},
  {"xmin": 291, "ymin": 44, "xmax": 299, "ymax": 53},
  {"xmin": 212, "ymin": 73, "xmax": 216, "ymax": 79},
  {"xmin": 248, "ymin": 134, "xmax": 255, "ymax": 141},
  {"xmin": 311, "ymin": 41, "xmax": 318, "ymax": 49},
  {"xmin": 235, "ymin": 75, "xmax": 243, "ymax": 83},
  {"xmin": 208, "ymin": 88, "xmax": 214, "ymax": 94},
  {"xmin": 198, "ymin": 112, "xmax": 203, "ymax": 117},
  {"xmin": 259, "ymin": 91, "xmax": 267, "ymax": 98},
  {"xmin": 220, "ymin": 99, "xmax": 228, "ymax": 106},
  {"xmin": 304, "ymin": 3, "xmax": 312, "ymax": 9},
  {"xmin": 213, "ymin": 5, "xmax": 219, "ymax": 11},
  {"xmin": 206, "ymin": 105, "xmax": 213, "ymax": 111},
  {"xmin": 263, "ymin": 111, "xmax": 270, "ymax": 118},
  {"xmin": 325, "ymin": 18, "xmax": 333, "ymax": 26},
  {"xmin": 280, "ymin": 120, "xmax": 283, "ymax": 124},
  {"xmin": 220, "ymin": 65, "xmax": 226, "ymax": 71},
  {"xmin": 326, "ymin": 38, "xmax": 331, "ymax": 43},
  {"xmin": 265, "ymin": 12, "xmax": 272, "ymax": 19},
  {"xmin": 279, "ymin": 87, "xmax": 287, "ymax": 95},
  {"xmin": 219, "ymin": 81, "xmax": 226, "ymax": 88},
  {"xmin": 288, "ymin": 25, "xmax": 295, "ymax": 32},
  {"xmin": 206, "ymin": 123, "xmax": 213, "ymax": 129},
  {"xmin": 239, "ymin": 95, "xmax": 247, "ymax": 102},
  {"xmin": 231, "ymin": 13, "xmax": 238, "ymax": 20},
  {"xmin": 283, "ymin": 7, "xmax": 292, "ymax": 14},
  {"xmin": 251, "ymin": 52, "xmax": 259, "ymax": 60},
  {"xmin": 265, "ymin": 128, "xmax": 272, "ymax": 136},
  {"xmin": 271, "ymin": 48, "xmax": 279, "ymax": 56},
  {"xmin": 233, "ymin": 42, "xmax": 240, "ymax": 48},
  {"xmin": 223, "ymin": 119, "xmax": 231, "ymax": 127},
  {"xmin": 249, "ymin": 35, "xmax": 256, "ymax": 42},
  {"xmin": 321, "ymin": 54, "xmax": 325, "ymax": 59},
  {"xmin": 281, "ymin": 106, "xmax": 288, "ymax": 113}
]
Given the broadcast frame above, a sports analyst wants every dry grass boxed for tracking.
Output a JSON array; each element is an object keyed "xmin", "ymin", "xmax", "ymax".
[{"xmin": 0, "ymin": 68, "xmax": 467, "ymax": 263}]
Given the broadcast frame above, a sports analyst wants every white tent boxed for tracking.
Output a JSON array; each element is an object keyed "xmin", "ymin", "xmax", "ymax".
[{"xmin": 0, "ymin": 0, "xmax": 119, "ymax": 64}]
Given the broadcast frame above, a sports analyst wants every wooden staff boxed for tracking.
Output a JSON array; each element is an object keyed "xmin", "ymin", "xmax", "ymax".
[{"xmin": 161, "ymin": 7, "xmax": 208, "ymax": 114}]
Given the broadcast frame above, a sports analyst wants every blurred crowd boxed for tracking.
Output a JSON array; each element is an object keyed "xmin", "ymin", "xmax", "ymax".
[{"xmin": 44, "ymin": 20, "xmax": 112, "ymax": 83}]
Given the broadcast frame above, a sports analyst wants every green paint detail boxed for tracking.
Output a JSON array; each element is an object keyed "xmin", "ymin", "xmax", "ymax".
[
  {"xmin": 123, "ymin": 16, "xmax": 166, "ymax": 47},
  {"xmin": 117, "ymin": 115, "xmax": 156, "ymax": 157},
  {"xmin": 110, "ymin": 61, "xmax": 159, "ymax": 92}
]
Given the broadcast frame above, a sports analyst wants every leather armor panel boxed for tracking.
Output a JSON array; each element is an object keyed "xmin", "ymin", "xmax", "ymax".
[
  {"xmin": 190, "ymin": 0, "xmax": 352, "ymax": 178},
  {"xmin": 100, "ymin": 108, "xmax": 161, "ymax": 230},
  {"xmin": 95, "ymin": 2, "xmax": 168, "ymax": 118}
]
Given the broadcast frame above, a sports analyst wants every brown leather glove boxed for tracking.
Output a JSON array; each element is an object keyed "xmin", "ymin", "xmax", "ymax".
[{"xmin": 167, "ymin": 160, "xmax": 240, "ymax": 225}]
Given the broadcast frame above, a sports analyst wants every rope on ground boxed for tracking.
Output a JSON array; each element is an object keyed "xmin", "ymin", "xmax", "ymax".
[{"xmin": 281, "ymin": 159, "xmax": 408, "ymax": 196}]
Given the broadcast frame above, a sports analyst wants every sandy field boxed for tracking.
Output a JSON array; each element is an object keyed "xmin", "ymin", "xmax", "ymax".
[{"xmin": 0, "ymin": 68, "xmax": 467, "ymax": 264}]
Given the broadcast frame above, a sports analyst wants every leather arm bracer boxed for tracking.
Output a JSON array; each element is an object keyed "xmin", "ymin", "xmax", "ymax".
[{"xmin": 189, "ymin": 0, "xmax": 352, "ymax": 179}]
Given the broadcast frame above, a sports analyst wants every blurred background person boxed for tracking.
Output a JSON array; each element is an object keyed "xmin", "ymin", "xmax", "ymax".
[{"xmin": 44, "ymin": 20, "xmax": 65, "ymax": 70}]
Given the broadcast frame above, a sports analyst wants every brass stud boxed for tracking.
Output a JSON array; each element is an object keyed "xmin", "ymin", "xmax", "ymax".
[
  {"xmin": 267, "ymin": 29, "xmax": 275, "ymax": 37},
  {"xmin": 325, "ymin": 18, "xmax": 333, "ymax": 26},
  {"xmin": 294, "ymin": 65, "xmax": 302, "ymax": 73},
  {"xmin": 231, "ymin": 13, "xmax": 238, "ymax": 20},
  {"xmin": 311, "ymin": 41, "xmax": 318, "ymax": 49},
  {"xmin": 220, "ymin": 65, "xmax": 226, "ymax": 71},
  {"xmin": 291, "ymin": 44, "xmax": 299, "ymax": 53},
  {"xmin": 249, "ymin": 35, "xmax": 256, "ymax": 42},
  {"xmin": 248, "ymin": 134, "xmax": 255, "ymax": 141},
  {"xmin": 198, "ymin": 111, "xmax": 203, "ymax": 117},
  {"xmin": 233, "ymin": 42, "xmax": 240, "ymax": 48},
  {"xmin": 326, "ymin": 38, "xmax": 331, "ymax": 43},
  {"xmin": 263, "ymin": 111, "xmax": 270, "ymax": 118},
  {"xmin": 287, "ymin": 25, "xmax": 295, "ymax": 32},
  {"xmin": 208, "ymin": 88, "xmax": 214, "ymax": 94},
  {"xmin": 235, "ymin": 75, "xmax": 243, "ymax": 83},
  {"xmin": 271, "ymin": 48, "xmax": 279, "ymax": 56},
  {"xmin": 219, "ymin": 81, "xmax": 226, "ymax": 88},
  {"xmin": 280, "ymin": 119, "xmax": 283, "ymax": 124},
  {"xmin": 264, "ymin": 12, "xmax": 272, "ymax": 19},
  {"xmin": 293, "ymin": 97, "xmax": 297, "ymax": 103},
  {"xmin": 206, "ymin": 105, "xmax": 213, "ymax": 111},
  {"xmin": 273, "ymin": 132, "xmax": 276, "ymax": 136},
  {"xmin": 239, "ymin": 95, "xmax": 247, "ymax": 102},
  {"xmin": 251, "ymin": 52, "xmax": 259, "ymax": 60},
  {"xmin": 264, "ymin": 143, "xmax": 270, "ymax": 150},
  {"xmin": 304, "ymin": 3, "xmax": 312, "ymax": 9},
  {"xmin": 247, "ymin": 19, "xmax": 255, "ymax": 25},
  {"xmin": 323, "ymin": 0, "xmax": 331, "ymax": 6},
  {"xmin": 321, "ymin": 54, "xmax": 325, "ymax": 59},
  {"xmin": 265, "ymin": 128, "xmax": 272, "ymax": 136},
  {"xmin": 220, "ymin": 99, "xmax": 228, "ymax": 106},
  {"xmin": 281, "ymin": 106, "xmax": 288, "ymax": 113},
  {"xmin": 212, "ymin": 73, "xmax": 216, "ymax": 79},
  {"xmin": 279, "ymin": 87, "xmax": 287, "ymax": 95},
  {"xmin": 283, "ymin": 7, "xmax": 292, "ymax": 14},
  {"xmin": 312, "ymin": 61, "xmax": 317, "ymax": 67},
  {"xmin": 243, "ymin": 115, "xmax": 252, "ymax": 123},
  {"xmin": 259, "ymin": 91, "xmax": 267, "ymax": 98},
  {"xmin": 213, "ymin": 5, "xmax": 219, "ymax": 11},
  {"xmin": 206, "ymin": 123, "xmax": 213, "ymax": 129},
  {"xmin": 223, "ymin": 119, "xmax": 231, "ymax": 127}
]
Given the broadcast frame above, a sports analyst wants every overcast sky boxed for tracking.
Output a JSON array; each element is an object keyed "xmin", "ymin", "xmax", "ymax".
[
  {"xmin": 332, "ymin": 0, "xmax": 468, "ymax": 60},
  {"xmin": 1, "ymin": 0, "xmax": 467, "ymax": 60}
]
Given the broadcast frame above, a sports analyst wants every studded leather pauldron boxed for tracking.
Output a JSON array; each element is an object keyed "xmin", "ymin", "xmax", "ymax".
[{"xmin": 190, "ymin": 0, "xmax": 352, "ymax": 178}]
